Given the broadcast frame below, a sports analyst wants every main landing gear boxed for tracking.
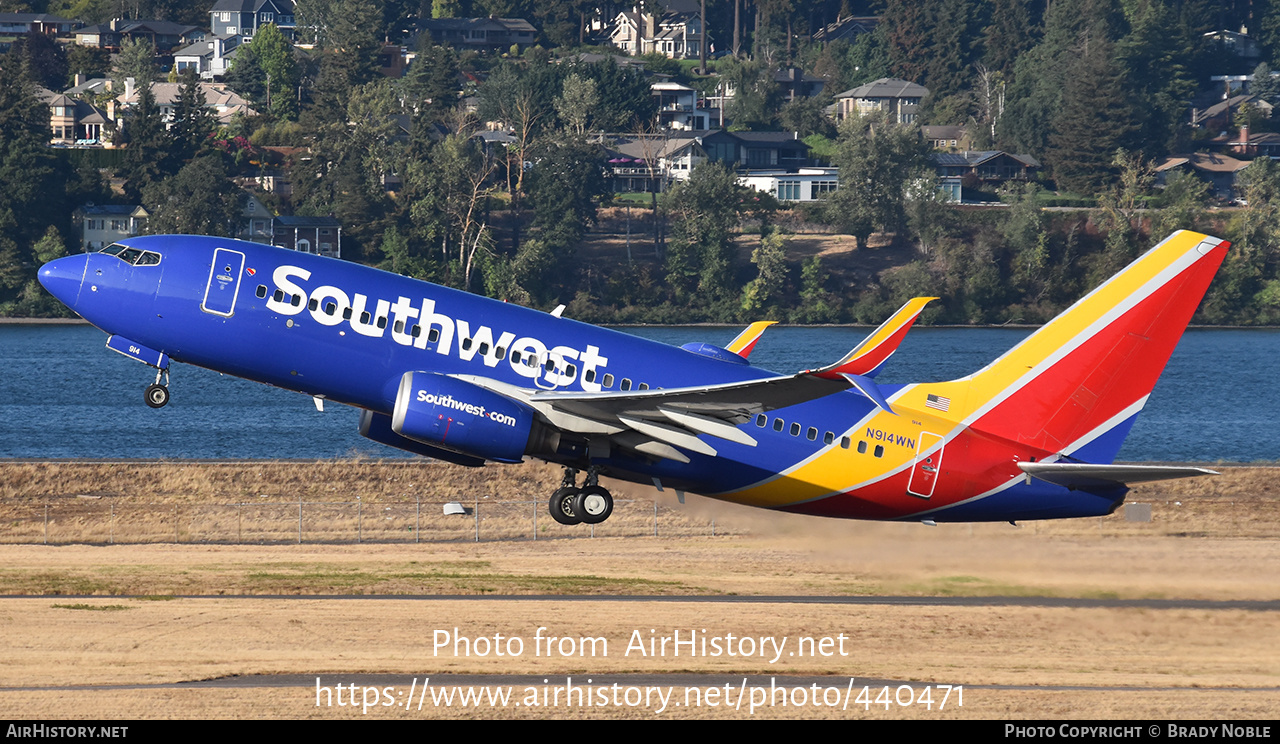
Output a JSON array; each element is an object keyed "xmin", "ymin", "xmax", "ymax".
[
  {"xmin": 548, "ymin": 467, "xmax": 614, "ymax": 526},
  {"xmin": 144, "ymin": 368, "xmax": 170, "ymax": 409}
]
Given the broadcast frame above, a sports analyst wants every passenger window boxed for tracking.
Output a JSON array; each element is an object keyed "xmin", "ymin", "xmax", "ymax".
[
  {"xmin": 565, "ymin": 363, "xmax": 576, "ymax": 377},
  {"xmin": 411, "ymin": 324, "xmax": 421, "ymax": 338},
  {"xmin": 495, "ymin": 346, "xmax": 506, "ymax": 359},
  {"xmin": 428, "ymin": 328, "xmax": 440, "ymax": 343},
  {"xmin": 256, "ymin": 285, "xmax": 267, "ymax": 299},
  {"xmin": 638, "ymin": 382, "xmax": 649, "ymax": 390},
  {"xmin": 462, "ymin": 338, "xmax": 473, "ymax": 351},
  {"xmin": 308, "ymin": 298, "xmax": 319, "ymax": 311},
  {"xmin": 360, "ymin": 311, "xmax": 371, "ymax": 324},
  {"xmin": 394, "ymin": 319, "xmax": 404, "ymax": 333},
  {"xmin": 512, "ymin": 351, "xmax": 523, "ymax": 364},
  {"xmin": 823, "ymin": 431, "xmax": 834, "ymax": 445},
  {"xmin": 857, "ymin": 441, "xmax": 867, "ymax": 454},
  {"xmin": 773, "ymin": 418, "xmax": 783, "ymax": 432},
  {"xmin": 756, "ymin": 414, "xmax": 766, "ymax": 427},
  {"xmin": 790, "ymin": 423, "xmax": 801, "ymax": 436},
  {"xmin": 602, "ymin": 373, "xmax": 614, "ymax": 388},
  {"xmin": 584, "ymin": 369, "xmax": 595, "ymax": 383},
  {"xmin": 376, "ymin": 316, "xmax": 387, "ymax": 329},
  {"xmin": 621, "ymin": 378, "xmax": 632, "ymax": 391},
  {"xmin": 273, "ymin": 289, "xmax": 284, "ymax": 302},
  {"xmin": 874, "ymin": 445, "xmax": 884, "ymax": 458},
  {"xmin": 343, "ymin": 307, "xmax": 353, "ymax": 320},
  {"xmin": 841, "ymin": 436, "xmax": 851, "ymax": 449},
  {"xmin": 478, "ymin": 342, "xmax": 490, "ymax": 355},
  {"xmin": 807, "ymin": 427, "xmax": 818, "ymax": 441},
  {"xmin": 291, "ymin": 294, "xmax": 302, "ymax": 307},
  {"xmin": 324, "ymin": 302, "xmax": 336, "ymax": 315}
]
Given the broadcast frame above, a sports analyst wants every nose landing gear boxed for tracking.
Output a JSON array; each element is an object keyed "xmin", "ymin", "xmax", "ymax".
[
  {"xmin": 548, "ymin": 466, "xmax": 614, "ymax": 525},
  {"xmin": 144, "ymin": 368, "xmax": 170, "ymax": 409}
]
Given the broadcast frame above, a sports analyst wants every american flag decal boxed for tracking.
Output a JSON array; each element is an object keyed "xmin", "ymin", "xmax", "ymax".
[{"xmin": 925, "ymin": 394, "xmax": 951, "ymax": 412}]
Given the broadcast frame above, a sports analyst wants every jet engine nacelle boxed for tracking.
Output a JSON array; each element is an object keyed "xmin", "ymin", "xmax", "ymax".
[
  {"xmin": 391, "ymin": 372, "xmax": 558, "ymax": 463},
  {"xmin": 359, "ymin": 409, "xmax": 485, "ymax": 467}
]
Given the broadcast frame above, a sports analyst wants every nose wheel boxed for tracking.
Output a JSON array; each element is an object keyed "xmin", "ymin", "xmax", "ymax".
[
  {"xmin": 144, "ymin": 368, "xmax": 170, "ymax": 409},
  {"xmin": 548, "ymin": 467, "xmax": 614, "ymax": 525}
]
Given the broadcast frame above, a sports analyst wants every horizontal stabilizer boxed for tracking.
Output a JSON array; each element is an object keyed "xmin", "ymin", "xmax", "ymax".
[
  {"xmin": 807, "ymin": 297, "xmax": 935, "ymax": 379},
  {"xmin": 1018, "ymin": 462, "xmax": 1218, "ymax": 489},
  {"xmin": 725, "ymin": 321, "xmax": 778, "ymax": 359}
]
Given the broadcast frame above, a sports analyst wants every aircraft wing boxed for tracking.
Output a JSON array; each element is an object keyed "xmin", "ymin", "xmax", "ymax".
[
  {"xmin": 451, "ymin": 300, "xmax": 934, "ymax": 463},
  {"xmin": 456, "ymin": 372, "xmax": 853, "ymax": 463}
]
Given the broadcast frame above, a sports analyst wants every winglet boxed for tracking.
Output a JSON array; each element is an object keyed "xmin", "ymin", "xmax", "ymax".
[
  {"xmin": 807, "ymin": 297, "xmax": 936, "ymax": 379},
  {"xmin": 725, "ymin": 321, "xmax": 778, "ymax": 359}
]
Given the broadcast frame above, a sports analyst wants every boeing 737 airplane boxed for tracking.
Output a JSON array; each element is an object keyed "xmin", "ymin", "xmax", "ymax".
[{"xmin": 38, "ymin": 229, "xmax": 1226, "ymax": 526}]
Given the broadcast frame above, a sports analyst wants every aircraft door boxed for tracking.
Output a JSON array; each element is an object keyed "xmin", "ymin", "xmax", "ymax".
[
  {"xmin": 201, "ymin": 248, "xmax": 245, "ymax": 317},
  {"xmin": 907, "ymin": 432, "xmax": 944, "ymax": 499}
]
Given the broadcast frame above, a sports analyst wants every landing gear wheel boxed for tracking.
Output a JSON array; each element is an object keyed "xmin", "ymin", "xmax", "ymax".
[
  {"xmin": 549, "ymin": 487, "xmax": 582, "ymax": 525},
  {"xmin": 144, "ymin": 383, "xmax": 170, "ymax": 409},
  {"xmin": 573, "ymin": 485, "xmax": 613, "ymax": 525}
]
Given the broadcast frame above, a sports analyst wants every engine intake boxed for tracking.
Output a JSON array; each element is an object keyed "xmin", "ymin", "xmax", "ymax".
[{"xmin": 391, "ymin": 372, "xmax": 559, "ymax": 463}]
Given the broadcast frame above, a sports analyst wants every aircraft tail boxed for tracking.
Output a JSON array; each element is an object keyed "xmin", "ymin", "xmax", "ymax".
[{"xmin": 898, "ymin": 231, "xmax": 1228, "ymax": 463}]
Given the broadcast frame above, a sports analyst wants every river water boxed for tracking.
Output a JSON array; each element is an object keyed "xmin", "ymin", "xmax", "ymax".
[{"xmin": 0, "ymin": 324, "xmax": 1273, "ymax": 462}]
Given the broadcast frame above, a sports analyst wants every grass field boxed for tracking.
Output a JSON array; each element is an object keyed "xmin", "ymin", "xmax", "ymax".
[{"xmin": 0, "ymin": 461, "xmax": 1276, "ymax": 719}]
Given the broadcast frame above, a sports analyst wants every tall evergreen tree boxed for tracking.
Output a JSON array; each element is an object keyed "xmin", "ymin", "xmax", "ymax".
[
  {"xmin": 0, "ymin": 55, "xmax": 70, "ymax": 312},
  {"xmin": 143, "ymin": 155, "xmax": 246, "ymax": 236},
  {"xmin": 1045, "ymin": 38, "xmax": 1142, "ymax": 195},
  {"xmin": 121, "ymin": 82, "xmax": 174, "ymax": 202},
  {"xmin": 171, "ymin": 69, "xmax": 213, "ymax": 163}
]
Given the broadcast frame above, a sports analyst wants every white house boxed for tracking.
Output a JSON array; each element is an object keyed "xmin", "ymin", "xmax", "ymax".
[{"xmin": 738, "ymin": 168, "xmax": 839, "ymax": 202}]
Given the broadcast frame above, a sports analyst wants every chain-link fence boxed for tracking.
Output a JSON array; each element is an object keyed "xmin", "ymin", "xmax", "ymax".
[{"xmin": 0, "ymin": 497, "xmax": 735, "ymax": 545}]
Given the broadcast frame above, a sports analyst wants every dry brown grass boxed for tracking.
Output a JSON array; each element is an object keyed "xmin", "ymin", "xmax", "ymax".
[{"xmin": 0, "ymin": 462, "xmax": 1277, "ymax": 719}]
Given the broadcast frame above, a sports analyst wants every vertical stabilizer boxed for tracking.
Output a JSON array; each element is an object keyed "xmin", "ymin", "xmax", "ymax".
[{"xmin": 899, "ymin": 231, "xmax": 1228, "ymax": 461}]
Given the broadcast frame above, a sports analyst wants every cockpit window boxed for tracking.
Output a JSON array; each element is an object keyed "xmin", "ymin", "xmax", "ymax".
[{"xmin": 98, "ymin": 243, "xmax": 161, "ymax": 266}]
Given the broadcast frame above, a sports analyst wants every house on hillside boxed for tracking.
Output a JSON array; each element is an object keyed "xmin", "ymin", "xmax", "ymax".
[
  {"xmin": 700, "ymin": 130, "xmax": 811, "ymax": 170},
  {"xmin": 832, "ymin": 77, "xmax": 927, "ymax": 123},
  {"xmin": 0, "ymin": 12, "xmax": 78, "ymax": 36},
  {"xmin": 610, "ymin": 0, "xmax": 702, "ymax": 59},
  {"xmin": 272, "ymin": 216, "xmax": 342, "ymax": 257},
  {"xmin": 74, "ymin": 204, "xmax": 149, "ymax": 250},
  {"xmin": 118, "ymin": 82, "xmax": 255, "ymax": 128},
  {"xmin": 923, "ymin": 125, "xmax": 973, "ymax": 152},
  {"xmin": 209, "ymin": 0, "xmax": 296, "ymax": 39},
  {"xmin": 173, "ymin": 35, "xmax": 244, "ymax": 78},
  {"xmin": 1155, "ymin": 152, "xmax": 1250, "ymax": 201},
  {"xmin": 419, "ymin": 17, "xmax": 537, "ymax": 50},
  {"xmin": 738, "ymin": 168, "xmax": 839, "ymax": 202},
  {"xmin": 604, "ymin": 133, "xmax": 706, "ymax": 192},
  {"xmin": 43, "ymin": 91, "xmax": 113, "ymax": 146},
  {"xmin": 75, "ymin": 19, "xmax": 203, "ymax": 51},
  {"xmin": 774, "ymin": 67, "xmax": 825, "ymax": 101},
  {"xmin": 652, "ymin": 82, "xmax": 711, "ymax": 130}
]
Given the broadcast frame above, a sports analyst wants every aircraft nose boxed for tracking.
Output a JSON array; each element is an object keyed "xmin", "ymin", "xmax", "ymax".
[{"xmin": 38, "ymin": 254, "xmax": 88, "ymax": 309}]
